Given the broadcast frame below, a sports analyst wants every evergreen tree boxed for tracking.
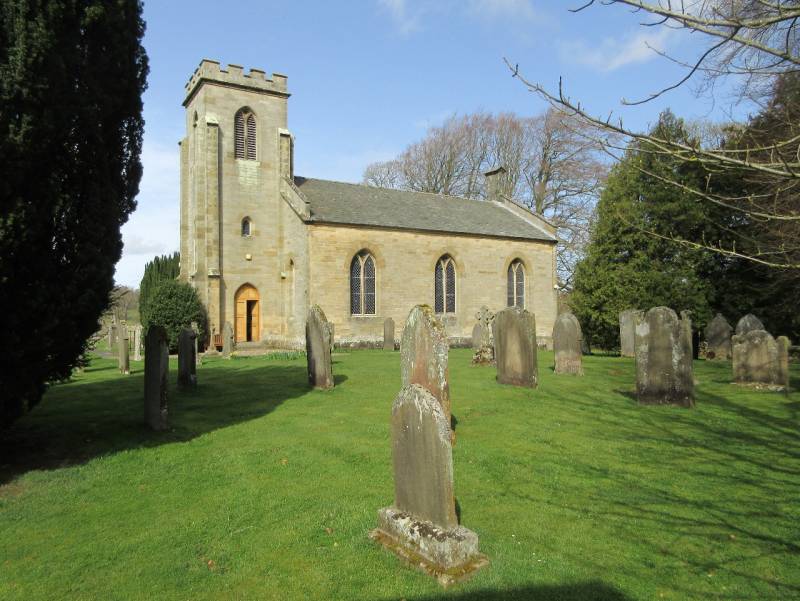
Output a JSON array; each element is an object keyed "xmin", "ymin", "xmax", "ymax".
[
  {"xmin": 142, "ymin": 280, "xmax": 206, "ymax": 353},
  {"xmin": 571, "ymin": 111, "xmax": 725, "ymax": 350},
  {"xmin": 0, "ymin": 1, "xmax": 148, "ymax": 427},
  {"xmin": 139, "ymin": 252, "xmax": 180, "ymax": 323}
]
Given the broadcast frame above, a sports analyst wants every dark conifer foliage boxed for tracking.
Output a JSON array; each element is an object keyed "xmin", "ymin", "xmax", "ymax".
[
  {"xmin": 0, "ymin": 1, "xmax": 148, "ymax": 427},
  {"xmin": 138, "ymin": 252, "xmax": 180, "ymax": 324}
]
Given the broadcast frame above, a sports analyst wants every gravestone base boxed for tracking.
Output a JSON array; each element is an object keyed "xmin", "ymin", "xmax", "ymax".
[
  {"xmin": 471, "ymin": 345, "xmax": 495, "ymax": 366},
  {"xmin": 371, "ymin": 508, "xmax": 488, "ymax": 587}
]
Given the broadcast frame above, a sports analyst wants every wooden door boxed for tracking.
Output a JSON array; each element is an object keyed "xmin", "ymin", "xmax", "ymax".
[{"xmin": 234, "ymin": 284, "xmax": 260, "ymax": 342}]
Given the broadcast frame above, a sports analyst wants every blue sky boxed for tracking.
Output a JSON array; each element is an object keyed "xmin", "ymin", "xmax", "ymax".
[{"xmin": 116, "ymin": 0, "xmax": 730, "ymax": 287}]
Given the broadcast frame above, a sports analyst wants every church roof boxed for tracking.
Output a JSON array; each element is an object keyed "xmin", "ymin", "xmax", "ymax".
[{"xmin": 294, "ymin": 177, "xmax": 557, "ymax": 242}]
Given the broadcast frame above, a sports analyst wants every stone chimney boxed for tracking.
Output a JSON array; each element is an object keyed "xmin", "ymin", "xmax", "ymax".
[{"xmin": 484, "ymin": 166, "xmax": 507, "ymax": 202}]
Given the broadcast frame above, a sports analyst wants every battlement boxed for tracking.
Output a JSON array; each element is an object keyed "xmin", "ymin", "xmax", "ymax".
[{"xmin": 184, "ymin": 59, "xmax": 289, "ymax": 105}]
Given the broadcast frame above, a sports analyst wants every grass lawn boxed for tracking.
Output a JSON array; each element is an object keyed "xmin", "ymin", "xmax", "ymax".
[{"xmin": 0, "ymin": 349, "xmax": 798, "ymax": 600}]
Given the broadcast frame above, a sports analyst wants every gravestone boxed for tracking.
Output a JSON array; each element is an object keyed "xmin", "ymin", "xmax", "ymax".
[
  {"xmin": 704, "ymin": 313, "xmax": 732, "ymax": 360},
  {"xmin": 109, "ymin": 323, "xmax": 118, "ymax": 348},
  {"xmin": 177, "ymin": 328, "xmax": 197, "ymax": 389},
  {"xmin": 735, "ymin": 314, "xmax": 765, "ymax": 336},
  {"xmin": 619, "ymin": 309, "xmax": 641, "ymax": 357},
  {"xmin": 383, "ymin": 317, "xmax": 395, "ymax": 351},
  {"xmin": 117, "ymin": 330, "xmax": 130, "ymax": 375},
  {"xmin": 732, "ymin": 330, "xmax": 790, "ymax": 389},
  {"xmin": 471, "ymin": 306, "xmax": 495, "ymax": 365},
  {"xmin": 221, "ymin": 321, "xmax": 234, "ymax": 359},
  {"xmin": 306, "ymin": 305, "xmax": 334, "ymax": 389},
  {"xmin": 132, "ymin": 325, "xmax": 143, "ymax": 361},
  {"xmin": 400, "ymin": 305, "xmax": 450, "ymax": 421},
  {"xmin": 492, "ymin": 307, "xmax": 537, "ymax": 388},
  {"xmin": 190, "ymin": 321, "xmax": 201, "ymax": 366},
  {"xmin": 553, "ymin": 313, "xmax": 583, "ymax": 375},
  {"xmin": 144, "ymin": 325, "xmax": 169, "ymax": 430},
  {"xmin": 371, "ymin": 384, "xmax": 487, "ymax": 586},
  {"xmin": 634, "ymin": 307, "xmax": 693, "ymax": 407},
  {"xmin": 328, "ymin": 322, "xmax": 335, "ymax": 355}
]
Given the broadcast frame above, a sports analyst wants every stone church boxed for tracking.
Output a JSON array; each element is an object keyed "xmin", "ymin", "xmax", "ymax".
[{"xmin": 179, "ymin": 60, "xmax": 558, "ymax": 349}]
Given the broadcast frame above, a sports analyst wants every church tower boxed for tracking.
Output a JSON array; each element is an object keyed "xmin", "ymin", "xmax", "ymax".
[{"xmin": 179, "ymin": 60, "xmax": 302, "ymax": 345}]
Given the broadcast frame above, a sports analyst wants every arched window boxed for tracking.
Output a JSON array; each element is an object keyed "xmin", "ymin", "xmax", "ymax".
[
  {"xmin": 241, "ymin": 217, "xmax": 252, "ymax": 237},
  {"xmin": 507, "ymin": 259, "xmax": 525, "ymax": 308},
  {"xmin": 434, "ymin": 255, "xmax": 456, "ymax": 314},
  {"xmin": 350, "ymin": 251, "xmax": 376, "ymax": 315},
  {"xmin": 234, "ymin": 108, "xmax": 257, "ymax": 160}
]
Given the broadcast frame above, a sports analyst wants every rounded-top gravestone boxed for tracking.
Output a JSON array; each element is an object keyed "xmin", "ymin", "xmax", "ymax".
[
  {"xmin": 704, "ymin": 313, "xmax": 732, "ymax": 360},
  {"xmin": 735, "ymin": 314, "xmax": 765, "ymax": 336},
  {"xmin": 553, "ymin": 313, "xmax": 583, "ymax": 375},
  {"xmin": 493, "ymin": 306, "xmax": 537, "ymax": 388},
  {"xmin": 400, "ymin": 305, "xmax": 450, "ymax": 420}
]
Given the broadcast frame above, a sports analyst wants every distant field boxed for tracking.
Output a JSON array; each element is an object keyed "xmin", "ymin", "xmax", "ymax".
[{"xmin": 0, "ymin": 350, "xmax": 797, "ymax": 600}]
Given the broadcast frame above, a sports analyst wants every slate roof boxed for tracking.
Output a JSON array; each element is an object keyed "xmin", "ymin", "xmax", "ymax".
[{"xmin": 294, "ymin": 177, "xmax": 557, "ymax": 242}]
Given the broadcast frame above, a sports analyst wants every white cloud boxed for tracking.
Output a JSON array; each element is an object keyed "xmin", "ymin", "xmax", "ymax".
[
  {"xmin": 114, "ymin": 139, "xmax": 180, "ymax": 287},
  {"xmin": 467, "ymin": 0, "xmax": 535, "ymax": 20},
  {"xmin": 560, "ymin": 27, "xmax": 674, "ymax": 72},
  {"xmin": 379, "ymin": 0, "xmax": 421, "ymax": 34}
]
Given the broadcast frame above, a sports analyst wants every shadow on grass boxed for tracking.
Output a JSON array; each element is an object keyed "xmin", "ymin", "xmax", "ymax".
[
  {"xmin": 399, "ymin": 581, "xmax": 631, "ymax": 600},
  {"xmin": 0, "ymin": 358, "xmax": 325, "ymax": 485}
]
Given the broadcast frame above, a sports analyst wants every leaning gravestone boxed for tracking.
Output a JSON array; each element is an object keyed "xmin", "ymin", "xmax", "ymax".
[
  {"xmin": 553, "ymin": 313, "xmax": 583, "ymax": 375},
  {"xmin": 619, "ymin": 309, "xmax": 641, "ymax": 357},
  {"xmin": 383, "ymin": 317, "xmax": 395, "ymax": 351},
  {"xmin": 177, "ymin": 328, "xmax": 197, "ymax": 390},
  {"xmin": 732, "ymin": 330, "xmax": 790, "ymax": 389},
  {"xmin": 704, "ymin": 313, "xmax": 732, "ymax": 360},
  {"xmin": 371, "ymin": 385, "xmax": 487, "ymax": 586},
  {"xmin": 634, "ymin": 307, "xmax": 694, "ymax": 407},
  {"xmin": 493, "ymin": 307, "xmax": 537, "ymax": 388},
  {"xmin": 400, "ymin": 305, "xmax": 450, "ymax": 421},
  {"xmin": 144, "ymin": 325, "xmax": 169, "ymax": 430},
  {"xmin": 735, "ymin": 314, "xmax": 765, "ymax": 336},
  {"xmin": 118, "ymin": 330, "xmax": 130, "ymax": 375},
  {"xmin": 306, "ymin": 305, "xmax": 334, "ymax": 389},
  {"xmin": 221, "ymin": 322, "xmax": 234, "ymax": 359}
]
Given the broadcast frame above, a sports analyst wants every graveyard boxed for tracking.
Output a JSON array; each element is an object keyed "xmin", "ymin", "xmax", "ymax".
[{"xmin": 0, "ymin": 342, "xmax": 798, "ymax": 600}]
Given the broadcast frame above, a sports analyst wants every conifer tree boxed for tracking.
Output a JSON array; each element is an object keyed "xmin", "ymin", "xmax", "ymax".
[
  {"xmin": 0, "ymin": 1, "xmax": 148, "ymax": 427},
  {"xmin": 138, "ymin": 252, "xmax": 180, "ymax": 323}
]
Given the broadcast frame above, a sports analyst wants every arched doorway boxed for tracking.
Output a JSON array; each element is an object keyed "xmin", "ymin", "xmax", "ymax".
[{"xmin": 234, "ymin": 284, "xmax": 260, "ymax": 342}]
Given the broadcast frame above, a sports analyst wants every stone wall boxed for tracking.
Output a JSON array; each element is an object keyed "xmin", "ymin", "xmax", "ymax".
[{"xmin": 307, "ymin": 223, "xmax": 557, "ymax": 344}]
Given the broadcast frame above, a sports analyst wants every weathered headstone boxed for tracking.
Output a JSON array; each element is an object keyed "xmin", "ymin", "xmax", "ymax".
[
  {"xmin": 471, "ymin": 306, "xmax": 495, "ymax": 365},
  {"xmin": 109, "ymin": 323, "xmax": 118, "ymax": 348},
  {"xmin": 553, "ymin": 313, "xmax": 583, "ymax": 375},
  {"xmin": 328, "ymin": 322, "xmax": 335, "ymax": 355},
  {"xmin": 132, "ymin": 325, "xmax": 143, "ymax": 361},
  {"xmin": 177, "ymin": 328, "xmax": 197, "ymax": 390},
  {"xmin": 383, "ymin": 317, "xmax": 395, "ymax": 351},
  {"xmin": 400, "ymin": 305, "xmax": 450, "ymax": 420},
  {"xmin": 735, "ymin": 314, "xmax": 765, "ymax": 336},
  {"xmin": 144, "ymin": 325, "xmax": 169, "ymax": 430},
  {"xmin": 221, "ymin": 321, "xmax": 234, "ymax": 359},
  {"xmin": 492, "ymin": 306, "xmax": 537, "ymax": 388},
  {"xmin": 704, "ymin": 313, "xmax": 732, "ymax": 360},
  {"xmin": 117, "ymin": 330, "xmax": 130, "ymax": 375},
  {"xmin": 634, "ymin": 307, "xmax": 693, "ymax": 407},
  {"xmin": 371, "ymin": 384, "xmax": 487, "ymax": 586},
  {"xmin": 732, "ymin": 330, "xmax": 790, "ymax": 389},
  {"xmin": 190, "ymin": 321, "xmax": 201, "ymax": 366},
  {"xmin": 619, "ymin": 309, "xmax": 641, "ymax": 357},
  {"xmin": 306, "ymin": 305, "xmax": 334, "ymax": 389}
]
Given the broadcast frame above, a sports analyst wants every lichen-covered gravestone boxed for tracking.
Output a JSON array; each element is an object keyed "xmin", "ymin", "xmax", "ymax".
[
  {"xmin": 704, "ymin": 313, "xmax": 732, "ymax": 360},
  {"xmin": 735, "ymin": 314, "xmax": 765, "ymax": 336},
  {"xmin": 400, "ymin": 305, "xmax": 450, "ymax": 420},
  {"xmin": 132, "ymin": 325, "xmax": 143, "ymax": 361},
  {"xmin": 383, "ymin": 317, "xmax": 395, "ymax": 351},
  {"xmin": 619, "ymin": 309, "xmax": 641, "ymax": 357},
  {"xmin": 553, "ymin": 313, "xmax": 583, "ymax": 375},
  {"xmin": 492, "ymin": 307, "xmax": 537, "ymax": 388},
  {"xmin": 177, "ymin": 328, "xmax": 197, "ymax": 390},
  {"xmin": 732, "ymin": 330, "xmax": 790, "ymax": 390},
  {"xmin": 634, "ymin": 307, "xmax": 694, "ymax": 407},
  {"xmin": 222, "ymin": 321, "xmax": 234, "ymax": 359},
  {"xmin": 306, "ymin": 305, "xmax": 334, "ymax": 389},
  {"xmin": 144, "ymin": 325, "xmax": 169, "ymax": 430},
  {"xmin": 471, "ymin": 306, "xmax": 495, "ymax": 365},
  {"xmin": 118, "ymin": 330, "xmax": 130, "ymax": 375}
]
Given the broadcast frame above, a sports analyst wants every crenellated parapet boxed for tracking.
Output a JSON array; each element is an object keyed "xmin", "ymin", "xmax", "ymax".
[{"xmin": 183, "ymin": 59, "xmax": 289, "ymax": 105}]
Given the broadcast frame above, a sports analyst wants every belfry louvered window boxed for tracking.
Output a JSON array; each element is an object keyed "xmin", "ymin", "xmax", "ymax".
[
  {"xmin": 434, "ymin": 255, "xmax": 456, "ymax": 314},
  {"xmin": 234, "ymin": 108, "xmax": 257, "ymax": 160},
  {"xmin": 507, "ymin": 259, "xmax": 525, "ymax": 308},
  {"xmin": 350, "ymin": 251, "xmax": 376, "ymax": 315}
]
